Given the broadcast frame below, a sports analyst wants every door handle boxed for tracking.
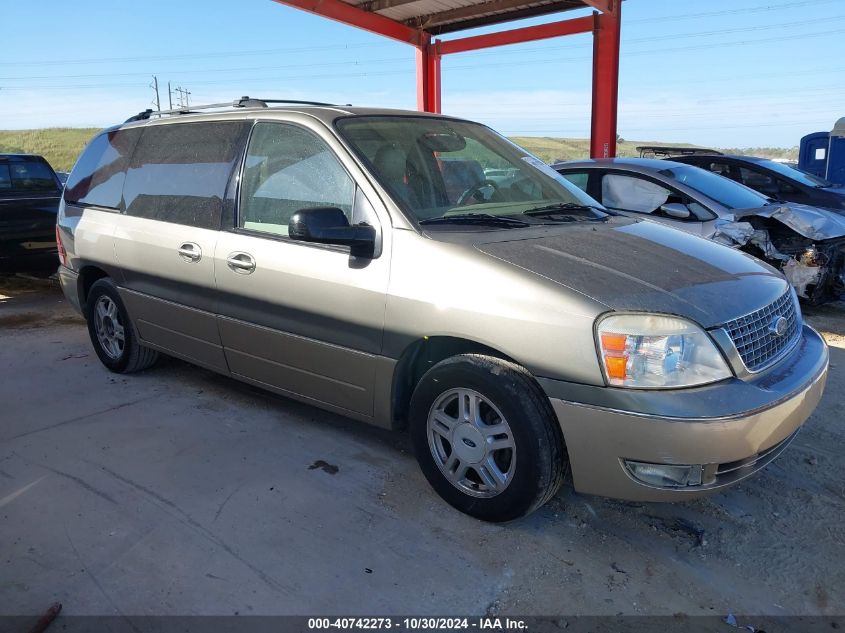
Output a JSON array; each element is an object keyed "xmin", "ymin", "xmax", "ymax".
[
  {"xmin": 178, "ymin": 242, "xmax": 202, "ymax": 262},
  {"xmin": 226, "ymin": 252, "xmax": 256, "ymax": 274}
]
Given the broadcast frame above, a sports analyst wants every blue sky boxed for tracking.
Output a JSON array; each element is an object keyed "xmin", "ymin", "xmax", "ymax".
[{"xmin": 1, "ymin": 0, "xmax": 842, "ymax": 147}]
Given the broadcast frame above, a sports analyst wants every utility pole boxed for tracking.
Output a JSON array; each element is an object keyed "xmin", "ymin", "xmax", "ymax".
[
  {"xmin": 174, "ymin": 86, "xmax": 191, "ymax": 108},
  {"xmin": 167, "ymin": 81, "xmax": 173, "ymax": 109},
  {"xmin": 150, "ymin": 75, "xmax": 161, "ymax": 111}
]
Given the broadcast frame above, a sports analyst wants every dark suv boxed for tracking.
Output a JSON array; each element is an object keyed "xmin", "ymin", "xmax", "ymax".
[
  {"xmin": 668, "ymin": 154, "xmax": 845, "ymax": 213},
  {"xmin": 0, "ymin": 153, "xmax": 63, "ymax": 271}
]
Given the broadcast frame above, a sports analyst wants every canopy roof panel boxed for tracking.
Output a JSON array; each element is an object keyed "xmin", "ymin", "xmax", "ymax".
[{"xmin": 342, "ymin": 0, "xmax": 593, "ymax": 35}]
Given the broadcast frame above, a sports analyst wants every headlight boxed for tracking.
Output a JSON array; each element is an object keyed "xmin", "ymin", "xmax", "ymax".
[{"xmin": 596, "ymin": 314, "xmax": 732, "ymax": 388}]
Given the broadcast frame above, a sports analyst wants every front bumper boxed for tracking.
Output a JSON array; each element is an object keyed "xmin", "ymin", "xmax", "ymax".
[{"xmin": 543, "ymin": 325, "xmax": 828, "ymax": 501}]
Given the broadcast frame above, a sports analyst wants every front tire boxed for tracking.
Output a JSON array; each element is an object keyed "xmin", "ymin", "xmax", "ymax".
[
  {"xmin": 86, "ymin": 279, "xmax": 158, "ymax": 373},
  {"xmin": 409, "ymin": 354, "xmax": 566, "ymax": 522}
]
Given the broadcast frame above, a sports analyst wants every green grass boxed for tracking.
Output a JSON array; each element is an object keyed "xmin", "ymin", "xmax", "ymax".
[
  {"xmin": 0, "ymin": 127, "xmax": 799, "ymax": 172},
  {"xmin": 0, "ymin": 128, "xmax": 99, "ymax": 172}
]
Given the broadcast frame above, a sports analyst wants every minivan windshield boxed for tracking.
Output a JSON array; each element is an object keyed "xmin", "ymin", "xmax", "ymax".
[
  {"xmin": 658, "ymin": 164, "xmax": 769, "ymax": 210},
  {"xmin": 336, "ymin": 116, "xmax": 607, "ymax": 226}
]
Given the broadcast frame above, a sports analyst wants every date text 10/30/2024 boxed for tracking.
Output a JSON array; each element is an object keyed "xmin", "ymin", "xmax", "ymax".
[{"xmin": 307, "ymin": 618, "xmax": 528, "ymax": 630}]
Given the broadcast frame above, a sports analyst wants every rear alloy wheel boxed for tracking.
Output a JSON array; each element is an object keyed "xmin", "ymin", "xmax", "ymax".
[
  {"xmin": 410, "ymin": 354, "xmax": 567, "ymax": 522},
  {"xmin": 86, "ymin": 278, "xmax": 158, "ymax": 373},
  {"xmin": 93, "ymin": 295, "xmax": 125, "ymax": 361}
]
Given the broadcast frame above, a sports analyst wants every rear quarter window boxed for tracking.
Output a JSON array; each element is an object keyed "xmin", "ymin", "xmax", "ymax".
[
  {"xmin": 65, "ymin": 129, "xmax": 140, "ymax": 208},
  {"xmin": 122, "ymin": 121, "xmax": 250, "ymax": 229}
]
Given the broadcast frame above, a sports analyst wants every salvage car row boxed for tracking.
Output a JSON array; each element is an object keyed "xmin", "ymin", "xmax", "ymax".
[
  {"xmin": 554, "ymin": 157, "xmax": 845, "ymax": 304},
  {"xmin": 0, "ymin": 153, "xmax": 65, "ymax": 272},
  {"xmin": 51, "ymin": 100, "xmax": 834, "ymax": 521}
]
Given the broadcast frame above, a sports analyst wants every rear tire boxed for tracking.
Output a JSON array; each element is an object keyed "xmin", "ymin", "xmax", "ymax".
[
  {"xmin": 409, "ymin": 354, "xmax": 566, "ymax": 522},
  {"xmin": 85, "ymin": 278, "xmax": 158, "ymax": 373}
]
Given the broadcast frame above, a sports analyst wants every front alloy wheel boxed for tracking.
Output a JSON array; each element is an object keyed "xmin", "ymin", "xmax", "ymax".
[
  {"xmin": 410, "ymin": 354, "xmax": 567, "ymax": 522},
  {"xmin": 427, "ymin": 388, "xmax": 516, "ymax": 498}
]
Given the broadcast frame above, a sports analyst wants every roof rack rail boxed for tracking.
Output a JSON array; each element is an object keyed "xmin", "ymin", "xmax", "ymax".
[
  {"xmin": 637, "ymin": 145, "xmax": 723, "ymax": 158},
  {"xmin": 124, "ymin": 96, "xmax": 342, "ymax": 123}
]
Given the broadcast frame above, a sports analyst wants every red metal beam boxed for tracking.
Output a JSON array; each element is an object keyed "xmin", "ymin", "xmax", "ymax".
[
  {"xmin": 437, "ymin": 14, "xmax": 593, "ymax": 55},
  {"xmin": 590, "ymin": 8, "xmax": 621, "ymax": 158},
  {"xmin": 270, "ymin": 0, "xmax": 424, "ymax": 46}
]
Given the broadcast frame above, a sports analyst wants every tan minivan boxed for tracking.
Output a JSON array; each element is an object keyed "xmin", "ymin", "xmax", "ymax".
[{"xmin": 57, "ymin": 99, "xmax": 828, "ymax": 521}]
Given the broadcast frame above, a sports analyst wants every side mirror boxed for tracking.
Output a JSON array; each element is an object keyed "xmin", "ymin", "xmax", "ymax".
[
  {"xmin": 660, "ymin": 203, "xmax": 691, "ymax": 219},
  {"xmin": 289, "ymin": 207, "xmax": 376, "ymax": 258}
]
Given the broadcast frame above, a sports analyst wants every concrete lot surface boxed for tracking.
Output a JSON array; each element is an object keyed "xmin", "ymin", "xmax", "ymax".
[{"xmin": 1, "ymin": 275, "xmax": 843, "ymax": 618}]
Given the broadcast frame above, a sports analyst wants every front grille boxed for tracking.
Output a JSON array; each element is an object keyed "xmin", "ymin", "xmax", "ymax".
[{"xmin": 723, "ymin": 291, "xmax": 801, "ymax": 371}]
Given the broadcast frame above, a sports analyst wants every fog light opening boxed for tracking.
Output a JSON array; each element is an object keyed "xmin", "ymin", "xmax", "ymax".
[{"xmin": 624, "ymin": 460, "xmax": 704, "ymax": 488}]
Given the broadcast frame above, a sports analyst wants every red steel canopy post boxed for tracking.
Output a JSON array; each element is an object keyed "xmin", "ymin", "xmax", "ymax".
[
  {"xmin": 590, "ymin": 2, "xmax": 622, "ymax": 158},
  {"xmin": 416, "ymin": 37, "xmax": 441, "ymax": 112},
  {"xmin": 271, "ymin": 0, "xmax": 623, "ymax": 157}
]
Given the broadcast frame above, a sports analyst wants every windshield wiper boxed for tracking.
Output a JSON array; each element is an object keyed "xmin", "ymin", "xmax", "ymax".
[
  {"xmin": 523, "ymin": 202, "xmax": 609, "ymax": 219},
  {"xmin": 419, "ymin": 213, "xmax": 530, "ymax": 228}
]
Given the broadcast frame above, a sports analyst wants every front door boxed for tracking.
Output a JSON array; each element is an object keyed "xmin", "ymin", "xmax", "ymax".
[{"xmin": 214, "ymin": 121, "xmax": 391, "ymax": 417}]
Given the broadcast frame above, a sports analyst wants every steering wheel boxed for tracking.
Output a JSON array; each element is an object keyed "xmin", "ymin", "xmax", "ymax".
[{"xmin": 456, "ymin": 180, "xmax": 500, "ymax": 206}]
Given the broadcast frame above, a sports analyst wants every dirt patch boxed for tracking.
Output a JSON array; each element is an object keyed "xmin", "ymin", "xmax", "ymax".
[
  {"xmin": 0, "ymin": 273, "xmax": 83, "ymax": 329},
  {"xmin": 804, "ymin": 300, "xmax": 845, "ymax": 347},
  {"xmin": 0, "ymin": 311, "xmax": 84, "ymax": 330},
  {"xmin": 0, "ymin": 312, "xmax": 44, "ymax": 328}
]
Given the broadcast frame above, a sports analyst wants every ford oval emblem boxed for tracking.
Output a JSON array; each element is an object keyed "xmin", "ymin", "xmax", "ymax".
[{"xmin": 770, "ymin": 316, "xmax": 788, "ymax": 337}]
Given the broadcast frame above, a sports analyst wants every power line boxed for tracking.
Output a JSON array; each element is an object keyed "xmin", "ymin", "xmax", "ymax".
[
  {"xmin": 0, "ymin": 43, "xmax": 381, "ymax": 68},
  {"xmin": 2, "ymin": 11, "xmax": 842, "ymax": 83},
  {"xmin": 0, "ymin": 16, "xmax": 845, "ymax": 89},
  {"xmin": 4, "ymin": 22, "xmax": 842, "ymax": 93},
  {"xmin": 0, "ymin": 0, "xmax": 838, "ymax": 69}
]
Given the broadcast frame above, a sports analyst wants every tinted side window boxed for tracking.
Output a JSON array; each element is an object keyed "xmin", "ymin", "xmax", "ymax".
[
  {"xmin": 0, "ymin": 165, "xmax": 12, "ymax": 191},
  {"xmin": 739, "ymin": 166, "xmax": 778, "ymax": 193},
  {"xmin": 239, "ymin": 122, "xmax": 354, "ymax": 237},
  {"xmin": 65, "ymin": 129, "xmax": 140, "ymax": 208},
  {"xmin": 707, "ymin": 161, "xmax": 734, "ymax": 179},
  {"xmin": 6, "ymin": 159, "xmax": 59, "ymax": 192},
  {"xmin": 123, "ymin": 121, "xmax": 249, "ymax": 229},
  {"xmin": 561, "ymin": 171, "xmax": 589, "ymax": 192}
]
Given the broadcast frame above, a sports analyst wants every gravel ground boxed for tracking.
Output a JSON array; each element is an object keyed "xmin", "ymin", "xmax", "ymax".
[{"xmin": 0, "ymin": 274, "xmax": 842, "ymax": 622}]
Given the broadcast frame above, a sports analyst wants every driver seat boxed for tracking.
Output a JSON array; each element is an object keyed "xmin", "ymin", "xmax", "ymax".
[
  {"xmin": 439, "ymin": 159, "xmax": 485, "ymax": 204},
  {"xmin": 373, "ymin": 145, "xmax": 422, "ymax": 210}
]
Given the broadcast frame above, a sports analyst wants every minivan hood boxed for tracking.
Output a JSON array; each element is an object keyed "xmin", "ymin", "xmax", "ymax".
[{"xmin": 473, "ymin": 217, "xmax": 787, "ymax": 328}]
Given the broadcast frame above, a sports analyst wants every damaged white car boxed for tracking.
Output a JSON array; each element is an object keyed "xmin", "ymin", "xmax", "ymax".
[{"xmin": 554, "ymin": 158, "xmax": 845, "ymax": 304}]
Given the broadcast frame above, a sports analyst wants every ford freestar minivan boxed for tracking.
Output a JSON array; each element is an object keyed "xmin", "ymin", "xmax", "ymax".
[{"xmin": 56, "ymin": 99, "xmax": 829, "ymax": 522}]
